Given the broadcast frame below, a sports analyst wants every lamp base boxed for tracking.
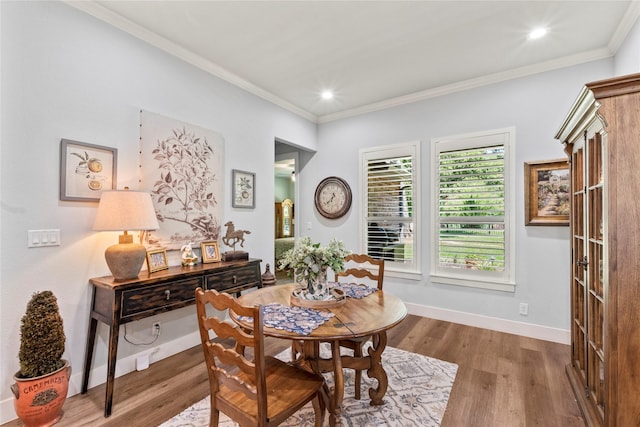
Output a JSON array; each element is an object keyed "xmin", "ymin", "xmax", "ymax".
[{"xmin": 105, "ymin": 242, "xmax": 147, "ymax": 281}]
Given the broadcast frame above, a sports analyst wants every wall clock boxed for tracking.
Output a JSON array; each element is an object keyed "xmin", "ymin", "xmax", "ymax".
[{"xmin": 314, "ymin": 176, "xmax": 352, "ymax": 219}]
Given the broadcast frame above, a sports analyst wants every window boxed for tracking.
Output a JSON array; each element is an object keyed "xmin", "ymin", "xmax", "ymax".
[
  {"xmin": 361, "ymin": 142, "xmax": 420, "ymax": 278},
  {"xmin": 431, "ymin": 128, "xmax": 515, "ymax": 292}
]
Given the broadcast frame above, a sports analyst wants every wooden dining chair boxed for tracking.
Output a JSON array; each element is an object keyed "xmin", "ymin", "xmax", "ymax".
[
  {"xmin": 195, "ymin": 287, "xmax": 326, "ymax": 427},
  {"xmin": 334, "ymin": 253, "xmax": 385, "ymax": 400}
]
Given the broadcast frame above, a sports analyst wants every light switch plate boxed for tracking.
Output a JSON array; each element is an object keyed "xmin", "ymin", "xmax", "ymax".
[{"xmin": 28, "ymin": 229, "xmax": 61, "ymax": 247}]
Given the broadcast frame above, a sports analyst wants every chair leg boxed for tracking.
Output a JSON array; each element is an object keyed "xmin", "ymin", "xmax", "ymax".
[
  {"xmin": 209, "ymin": 395, "xmax": 219, "ymax": 427},
  {"xmin": 311, "ymin": 391, "xmax": 326, "ymax": 427},
  {"xmin": 354, "ymin": 343, "xmax": 363, "ymax": 400}
]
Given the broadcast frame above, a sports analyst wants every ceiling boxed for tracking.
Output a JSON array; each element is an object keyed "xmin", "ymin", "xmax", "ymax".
[{"xmin": 70, "ymin": 1, "xmax": 637, "ymax": 123}]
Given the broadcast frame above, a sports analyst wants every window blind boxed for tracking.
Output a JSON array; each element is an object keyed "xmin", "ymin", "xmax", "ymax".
[
  {"xmin": 366, "ymin": 155, "xmax": 414, "ymax": 263},
  {"xmin": 438, "ymin": 145, "xmax": 505, "ymax": 271}
]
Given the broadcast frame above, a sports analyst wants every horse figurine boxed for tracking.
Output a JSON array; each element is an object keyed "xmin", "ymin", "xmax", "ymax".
[{"xmin": 222, "ymin": 221, "xmax": 251, "ymax": 251}]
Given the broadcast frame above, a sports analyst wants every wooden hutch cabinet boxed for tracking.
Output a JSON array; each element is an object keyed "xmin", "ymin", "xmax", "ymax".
[{"xmin": 555, "ymin": 73, "xmax": 640, "ymax": 427}]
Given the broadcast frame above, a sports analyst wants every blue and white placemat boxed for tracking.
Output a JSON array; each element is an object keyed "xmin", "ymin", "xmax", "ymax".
[
  {"xmin": 331, "ymin": 282, "xmax": 377, "ymax": 299},
  {"xmin": 239, "ymin": 303, "xmax": 335, "ymax": 335}
]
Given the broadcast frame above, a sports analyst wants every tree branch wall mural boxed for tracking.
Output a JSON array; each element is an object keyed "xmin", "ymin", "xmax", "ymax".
[{"xmin": 139, "ymin": 110, "xmax": 224, "ymax": 250}]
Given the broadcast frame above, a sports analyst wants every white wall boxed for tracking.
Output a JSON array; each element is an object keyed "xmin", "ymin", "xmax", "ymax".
[
  {"xmin": 0, "ymin": 2, "xmax": 315, "ymax": 421},
  {"xmin": 615, "ymin": 18, "xmax": 640, "ymax": 75},
  {"xmin": 297, "ymin": 60, "xmax": 614, "ymax": 340}
]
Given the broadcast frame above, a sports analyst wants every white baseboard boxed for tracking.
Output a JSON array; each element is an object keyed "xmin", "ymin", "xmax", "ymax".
[
  {"xmin": 406, "ymin": 303, "xmax": 570, "ymax": 344},
  {"xmin": 0, "ymin": 331, "xmax": 201, "ymax": 425}
]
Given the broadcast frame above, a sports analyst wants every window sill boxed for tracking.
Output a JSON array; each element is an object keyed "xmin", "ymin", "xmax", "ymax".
[
  {"xmin": 386, "ymin": 268, "xmax": 422, "ymax": 281},
  {"xmin": 430, "ymin": 274, "xmax": 515, "ymax": 292}
]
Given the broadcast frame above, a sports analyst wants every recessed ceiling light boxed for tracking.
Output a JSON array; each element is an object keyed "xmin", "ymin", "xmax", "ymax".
[
  {"xmin": 528, "ymin": 27, "xmax": 547, "ymax": 40},
  {"xmin": 321, "ymin": 90, "xmax": 334, "ymax": 100}
]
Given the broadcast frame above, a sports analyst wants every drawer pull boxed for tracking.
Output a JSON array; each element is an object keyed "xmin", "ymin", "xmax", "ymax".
[
  {"xmin": 232, "ymin": 275, "xmax": 237, "ymax": 284},
  {"xmin": 165, "ymin": 290, "xmax": 171, "ymax": 300}
]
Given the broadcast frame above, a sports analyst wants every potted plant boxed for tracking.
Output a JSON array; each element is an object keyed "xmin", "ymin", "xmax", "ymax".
[
  {"xmin": 11, "ymin": 291, "xmax": 70, "ymax": 427},
  {"xmin": 278, "ymin": 237, "xmax": 350, "ymax": 305}
]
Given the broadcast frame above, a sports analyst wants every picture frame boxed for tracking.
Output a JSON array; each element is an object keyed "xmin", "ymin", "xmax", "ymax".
[
  {"xmin": 60, "ymin": 139, "xmax": 117, "ymax": 202},
  {"xmin": 146, "ymin": 248, "xmax": 169, "ymax": 273},
  {"xmin": 232, "ymin": 169, "xmax": 256, "ymax": 208},
  {"xmin": 201, "ymin": 241, "xmax": 221, "ymax": 263},
  {"xmin": 524, "ymin": 159, "xmax": 570, "ymax": 226}
]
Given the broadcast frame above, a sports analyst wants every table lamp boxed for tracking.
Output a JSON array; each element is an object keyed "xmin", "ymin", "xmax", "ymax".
[{"xmin": 93, "ymin": 189, "xmax": 159, "ymax": 281}]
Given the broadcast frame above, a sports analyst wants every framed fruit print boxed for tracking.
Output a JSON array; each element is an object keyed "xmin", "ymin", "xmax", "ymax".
[{"xmin": 60, "ymin": 139, "xmax": 117, "ymax": 202}]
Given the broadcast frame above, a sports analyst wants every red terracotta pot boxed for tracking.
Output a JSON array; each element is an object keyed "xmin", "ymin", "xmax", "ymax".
[{"xmin": 11, "ymin": 360, "xmax": 71, "ymax": 427}]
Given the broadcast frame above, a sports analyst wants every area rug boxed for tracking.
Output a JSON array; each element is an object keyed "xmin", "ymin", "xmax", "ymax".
[{"xmin": 160, "ymin": 345, "xmax": 458, "ymax": 427}]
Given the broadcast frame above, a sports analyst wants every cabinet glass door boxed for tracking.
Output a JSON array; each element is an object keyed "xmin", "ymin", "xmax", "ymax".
[
  {"xmin": 571, "ymin": 143, "xmax": 586, "ymax": 379},
  {"xmin": 586, "ymin": 132, "xmax": 605, "ymax": 415}
]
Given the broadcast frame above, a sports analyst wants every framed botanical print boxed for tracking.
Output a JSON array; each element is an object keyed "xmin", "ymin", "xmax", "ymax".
[{"xmin": 232, "ymin": 169, "xmax": 255, "ymax": 209}]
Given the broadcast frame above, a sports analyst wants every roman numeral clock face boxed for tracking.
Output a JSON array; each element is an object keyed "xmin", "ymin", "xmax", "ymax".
[{"xmin": 314, "ymin": 176, "xmax": 352, "ymax": 219}]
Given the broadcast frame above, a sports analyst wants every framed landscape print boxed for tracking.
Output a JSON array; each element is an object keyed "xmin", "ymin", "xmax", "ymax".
[
  {"xmin": 232, "ymin": 169, "xmax": 255, "ymax": 208},
  {"xmin": 60, "ymin": 139, "xmax": 117, "ymax": 202},
  {"xmin": 524, "ymin": 159, "xmax": 570, "ymax": 226}
]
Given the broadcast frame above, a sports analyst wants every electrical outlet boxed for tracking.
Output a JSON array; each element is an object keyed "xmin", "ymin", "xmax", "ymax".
[
  {"xmin": 152, "ymin": 322, "xmax": 161, "ymax": 337},
  {"xmin": 519, "ymin": 303, "xmax": 529, "ymax": 316},
  {"xmin": 136, "ymin": 354, "xmax": 150, "ymax": 371}
]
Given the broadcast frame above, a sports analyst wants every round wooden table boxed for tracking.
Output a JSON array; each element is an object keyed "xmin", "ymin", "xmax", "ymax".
[{"xmin": 235, "ymin": 283, "xmax": 407, "ymax": 426}]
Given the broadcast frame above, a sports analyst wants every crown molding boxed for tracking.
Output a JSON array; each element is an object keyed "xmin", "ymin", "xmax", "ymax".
[
  {"xmin": 318, "ymin": 47, "xmax": 612, "ymax": 123},
  {"xmin": 608, "ymin": 0, "xmax": 640, "ymax": 53}
]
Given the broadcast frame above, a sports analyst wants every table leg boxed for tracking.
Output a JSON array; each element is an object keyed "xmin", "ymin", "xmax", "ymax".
[
  {"xmin": 104, "ymin": 321, "xmax": 120, "ymax": 417},
  {"xmin": 330, "ymin": 340, "xmax": 344, "ymax": 425},
  {"xmin": 299, "ymin": 341, "xmax": 343, "ymax": 426},
  {"xmin": 81, "ymin": 317, "xmax": 98, "ymax": 394},
  {"xmin": 367, "ymin": 331, "xmax": 388, "ymax": 405}
]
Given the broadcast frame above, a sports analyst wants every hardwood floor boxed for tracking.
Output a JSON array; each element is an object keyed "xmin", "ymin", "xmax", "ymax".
[{"xmin": 2, "ymin": 315, "xmax": 585, "ymax": 426}]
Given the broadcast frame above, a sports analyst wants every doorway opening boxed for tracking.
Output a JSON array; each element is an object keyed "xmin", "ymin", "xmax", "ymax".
[{"xmin": 274, "ymin": 142, "xmax": 298, "ymax": 283}]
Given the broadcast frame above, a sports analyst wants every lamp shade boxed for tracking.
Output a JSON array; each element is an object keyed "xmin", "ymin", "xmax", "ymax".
[
  {"xmin": 93, "ymin": 190, "xmax": 159, "ymax": 231},
  {"xmin": 93, "ymin": 190, "xmax": 159, "ymax": 281}
]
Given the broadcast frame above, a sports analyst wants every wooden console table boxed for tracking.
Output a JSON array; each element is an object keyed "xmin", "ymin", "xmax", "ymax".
[{"xmin": 81, "ymin": 258, "xmax": 262, "ymax": 417}]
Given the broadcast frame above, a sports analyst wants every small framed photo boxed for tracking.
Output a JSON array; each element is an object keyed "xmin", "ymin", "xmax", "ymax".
[
  {"xmin": 201, "ymin": 241, "xmax": 221, "ymax": 263},
  {"xmin": 232, "ymin": 169, "xmax": 255, "ymax": 209},
  {"xmin": 524, "ymin": 159, "xmax": 570, "ymax": 226},
  {"xmin": 146, "ymin": 248, "xmax": 169, "ymax": 273},
  {"xmin": 60, "ymin": 139, "xmax": 117, "ymax": 202}
]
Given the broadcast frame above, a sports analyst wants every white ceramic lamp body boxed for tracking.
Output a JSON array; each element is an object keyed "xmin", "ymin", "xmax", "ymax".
[{"xmin": 93, "ymin": 190, "xmax": 159, "ymax": 281}]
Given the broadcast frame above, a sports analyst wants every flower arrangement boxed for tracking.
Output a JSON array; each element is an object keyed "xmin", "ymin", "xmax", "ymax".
[{"xmin": 278, "ymin": 237, "xmax": 350, "ymax": 289}]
